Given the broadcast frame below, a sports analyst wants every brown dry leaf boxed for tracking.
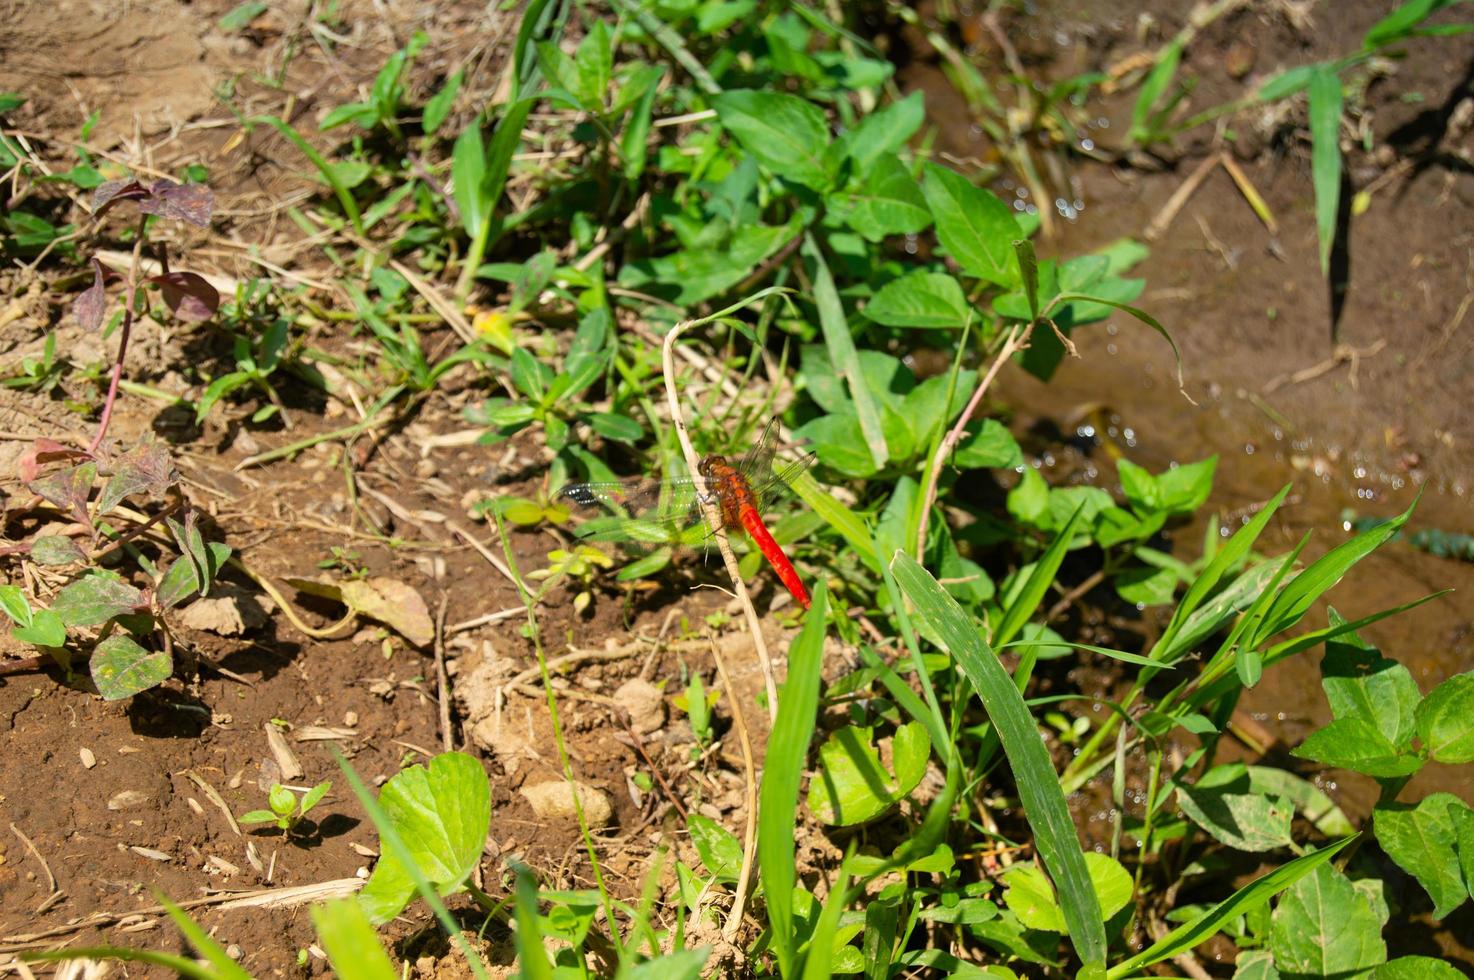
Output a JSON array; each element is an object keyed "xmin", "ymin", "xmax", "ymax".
[
  {"xmin": 340, "ymin": 577, "xmax": 434, "ymax": 647},
  {"xmin": 284, "ymin": 575, "xmax": 435, "ymax": 647}
]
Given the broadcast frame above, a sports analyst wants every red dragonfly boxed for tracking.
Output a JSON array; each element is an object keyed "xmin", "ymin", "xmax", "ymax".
[{"xmin": 557, "ymin": 419, "xmax": 813, "ymax": 609}]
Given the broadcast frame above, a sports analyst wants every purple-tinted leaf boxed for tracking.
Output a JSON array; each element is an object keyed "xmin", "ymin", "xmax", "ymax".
[
  {"xmin": 51, "ymin": 572, "xmax": 146, "ymax": 627},
  {"xmin": 91, "ymin": 633, "xmax": 171, "ymax": 700},
  {"xmin": 75, "ymin": 257, "xmax": 108, "ymax": 331},
  {"xmin": 140, "ymin": 180, "xmax": 214, "ymax": 228},
  {"xmin": 29, "ymin": 461, "xmax": 96, "ymax": 528},
  {"xmin": 92, "ymin": 179, "xmax": 150, "ymax": 218},
  {"xmin": 97, "ymin": 443, "xmax": 179, "ymax": 515},
  {"xmin": 150, "ymin": 271, "xmax": 219, "ymax": 322},
  {"xmin": 31, "ymin": 535, "xmax": 88, "ymax": 566},
  {"xmin": 18, "ymin": 438, "xmax": 92, "ymax": 483}
]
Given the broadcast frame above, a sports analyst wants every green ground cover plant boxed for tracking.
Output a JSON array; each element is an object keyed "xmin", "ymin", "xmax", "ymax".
[{"xmin": 4, "ymin": 0, "xmax": 1470, "ymax": 977}]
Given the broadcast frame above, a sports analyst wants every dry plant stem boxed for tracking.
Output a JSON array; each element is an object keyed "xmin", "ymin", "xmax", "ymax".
[
  {"xmin": 914, "ymin": 325, "xmax": 1027, "ymax": 563},
  {"xmin": 709, "ymin": 637, "xmax": 759, "ymax": 944},
  {"xmin": 433, "ymin": 593, "xmax": 453, "ymax": 752},
  {"xmin": 89, "ymin": 214, "xmax": 148, "ymax": 454},
  {"xmin": 226, "ymin": 556, "xmax": 356, "ymax": 639},
  {"xmin": 1144, "ymin": 152, "xmax": 1222, "ymax": 242},
  {"xmin": 659, "ymin": 321, "xmax": 779, "ymax": 722}
]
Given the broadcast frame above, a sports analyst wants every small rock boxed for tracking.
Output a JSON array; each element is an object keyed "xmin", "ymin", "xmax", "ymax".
[
  {"xmin": 616, "ymin": 679, "xmax": 665, "ymax": 735},
  {"xmin": 1224, "ymin": 40, "xmax": 1256, "ymax": 79},
  {"xmin": 520, "ymin": 780, "xmax": 614, "ymax": 827},
  {"xmin": 79, "ymin": 747, "xmax": 96, "ymax": 769}
]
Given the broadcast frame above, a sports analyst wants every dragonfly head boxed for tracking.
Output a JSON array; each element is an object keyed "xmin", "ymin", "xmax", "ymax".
[{"xmin": 696, "ymin": 455, "xmax": 719, "ymax": 479}]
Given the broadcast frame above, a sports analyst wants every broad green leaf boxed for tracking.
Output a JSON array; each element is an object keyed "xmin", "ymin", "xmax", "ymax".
[
  {"xmin": 617, "ymin": 221, "xmax": 796, "ymax": 304},
  {"xmin": 1108, "ymin": 838, "xmax": 1355, "ymax": 979},
  {"xmin": 1007, "ymin": 467, "xmax": 1049, "ymax": 527},
  {"xmin": 1002, "ymin": 852, "xmax": 1132, "ymax": 933},
  {"xmin": 794, "ymin": 413, "xmax": 878, "ymax": 478},
  {"xmin": 922, "ymin": 163, "xmax": 1021, "ymax": 287},
  {"xmin": 1233, "ymin": 949, "xmax": 1281, "ymax": 980},
  {"xmin": 758, "ymin": 584, "xmax": 829, "ymax": 976},
  {"xmin": 1414, "ymin": 671, "xmax": 1474, "ymax": 763},
  {"xmin": 712, "ymin": 89, "xmax": 832, "ymax": 190},
  {"xmin": 14, "ymin": 609, "xmax": 65, "ymax": 648},
  {"xmin": 573, "ymin": 20, "xmax": 613, "ymax": 110},
  {"xmin": 1292, "ymin": 717, "xmax": 1423, "ymax": 778},
  {"xmin": 1320, "ymin": 615, "xmax": 1421, "ymax": 749},
  {"xmin": 1372, "ymin": 957, "xmax": 1471, "ymax": 980},
  {"xmin": 359, "ymin": 752, "xmax": 492, "ymax": 924},
  {"xmin": 156, "ymin": 542, "xmax": 232, "ymax": 610},
  {"xmin": 0, "ymin": 584, "xmax": 32, "ymax": 627},
  {"xmin": 1269, "ymin": 862, "xmax": 1386, "ymax": 975},
  {"xmin": 891, "ymin": 553, "xmax": 1105, "ymax": 967},
  {"xmin": 1245, "ymin": 766, "xmax": 1356, "ymax": 837},
  {"xmin": 621, "ymin": 949, "xmax": 712, "ymax": 980},
  {"xmin": 1373, "ymin": 794, "xmax": 1471, "ymax": 919},
  {"xmin": 98, "ymin": 444, "xmax": 176, "ymax": 515},
  {"xmin": 1176, "ymin": 765, "xmax": 1295, "ymax": 852},
  {"xmin": 1115, "ymin": 564, "xmax": 1177, "ymax": 607},
  {"xmin": 91, "ymin": 634, "xmax": 171, "ymax": 700},
  {"xmin": 311, "ymin": 899, "xmax": 397, "ymax": 980},
  {"xmin": 837, "ymin": 91, "xmax": 925, "ymax": 178},
  {"xmin": 864, "ymin": 271, "xmax": 970, "ymax": 329},
  {"xmin": 1156, "ymin": 457, "xmax": 1216, "ymax": 513},
  {"xmin": 1308, "ymin": 68, "xmax": 1343, "ymax": 276},
  {"xmin": 1008, "ymin": 848, "xmax": 1132, "ymax": 931},
  {"xmin": 829, "ymin": 153, "xmax": 932, "ymax": 242},
  {"xmin": 51, "ymin": 572, "xmax": 145, "ymax": 627},
  {"xmin": 687, "ymin": 813, "xmax": 742, "ymax": 882},
  {"xmin": 808, "ymin": 722, "xmax": 929, "ymax": 826},
  {"xmin": 954, "ymin": 419, "xmax": 1022, "ymax": 470}
]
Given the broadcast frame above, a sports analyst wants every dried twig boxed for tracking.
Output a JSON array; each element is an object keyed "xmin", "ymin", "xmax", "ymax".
[
  {"xmin": 660, "ymin": 320, "xmax": 779, "ymax": 721},
  {"xmin": 914, "ymin": 325, "xmax": 1027, "ymax": 562},
  {"xmin": 8, "ymin": 824, "xmax": 60, "ymax": 914},
  {"xmin": 710, "ymin": 637, "xmax": 759, "ymax": 943},
  {"xmin": 433, "ymin": 593, "xmax": 453, "ymax": 753}
]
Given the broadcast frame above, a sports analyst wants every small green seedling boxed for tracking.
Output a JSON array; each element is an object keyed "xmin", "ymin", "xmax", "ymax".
[
  {"xmin": 240, "ymin": 780, "xmax": 331, "ymax": 834},
  {"xmin": 525, "ymin": 544, "xmax": 613, "ymax": 614}
]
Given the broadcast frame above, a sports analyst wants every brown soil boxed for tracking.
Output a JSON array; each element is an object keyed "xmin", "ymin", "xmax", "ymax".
[{"xmin": 0, "ymin": 0, "xmax": 1471, "ymax": 974}]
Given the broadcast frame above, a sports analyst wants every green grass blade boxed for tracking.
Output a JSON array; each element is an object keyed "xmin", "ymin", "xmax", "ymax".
[
  {"xmin": 1051, "ymin": 293, "xmax": 1184, "ymax": 388},
  {"xmin": 248, "ymin": 115, "xmax": 363, "ymax": 235},
  {"xmin": 1106, "ymin": 836, "xmax": 1356, "ymax": 979},
  {"xmin": 514, "ymin": 864, "xmax": 556, "ymax": 980},
  {"xmin": 758, "ymin": 582, "xmax": 830, "ymax": 977},
  {"xmin": 1251, "ymin": 489, "xmax": 1419, "ymax": 646},
  {"xmin": 311, "ymin": 898, "xmax": 398, "ymax": 980},
  {"xmin": 155, "ymin": 894, "xmax": 256, "ymax": 980},
  {"xmin": 24, "ymin": 947, "xmax": 232, "ymax": 979},
  {"xmin": 1013, "ymin": 239, "xmax": 1040, "ymax": 320},
  {"xmin": 1308, "ymin": 68, "xmax": 1343, "ymax": 277},
  {"xmin": 801, "ymin": 867, "xmax": 853, "ymax": 980},
  {"xmin": 891, "ymin": 553, "xmax": 1106, "ymax": 968},
  {"xmin": 995, "ymin": 505, "xmax": 1083, "ymax": 652},
  {"xmin": 787, "ymin": 468, "xmax": 878, "ymax": 572},
  {"xmin": 803, "ymin": 233, "xmax": 888, "ymax": 470},
  {"xmin": 1130, "ymin": 39, "xmax": 1183, "ymax": 144},
  {"xmin": 1153, "ymin": 484, "xmax": 1289, "ymax": 660}
]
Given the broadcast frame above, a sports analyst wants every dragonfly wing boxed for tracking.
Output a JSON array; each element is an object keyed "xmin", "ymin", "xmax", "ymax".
[{"xmin": 558, "ymin": 478, "xmax": 703, "ymax": 550}]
